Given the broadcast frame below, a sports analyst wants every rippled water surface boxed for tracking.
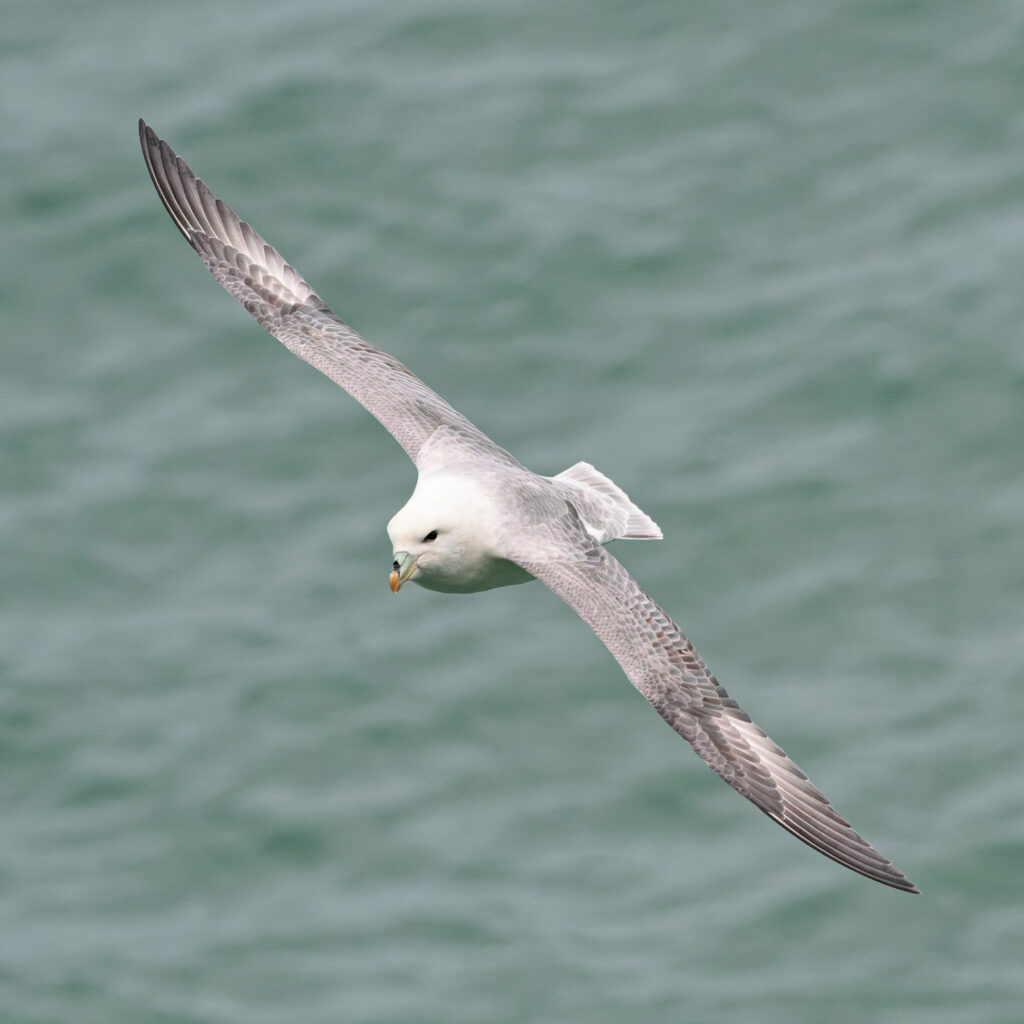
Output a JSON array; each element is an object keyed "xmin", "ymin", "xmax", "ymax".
[{"xmin": 4, "ymin": 1, "xmax": 1023, "ymax": 1021}]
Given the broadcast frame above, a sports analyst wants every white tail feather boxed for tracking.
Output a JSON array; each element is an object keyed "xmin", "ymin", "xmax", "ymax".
[{"xmin": 554, "ymin": 461, "xmax": 662, "ymax": 540}]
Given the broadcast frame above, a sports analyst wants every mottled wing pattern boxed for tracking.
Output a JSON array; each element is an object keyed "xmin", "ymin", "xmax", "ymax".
[
  {"xmin": 139, "ymin": 120, "xmax": 511, "ymax": 466},
  {"xmin": 515, "ymin": 531, "xmax": 918, "ymax": 892}
]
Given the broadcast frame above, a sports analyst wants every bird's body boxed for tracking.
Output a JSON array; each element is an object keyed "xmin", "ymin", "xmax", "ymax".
[
  {"xmin": 139, "ymin": 120, "xmax": 918, "ymax": 893},
  {"xmin": 388, "ymin": 457, "xmax": 662, "ymax": 593}
]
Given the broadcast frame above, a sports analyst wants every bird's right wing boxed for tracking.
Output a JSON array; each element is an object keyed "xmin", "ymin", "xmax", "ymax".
[
  {"xmin": 513, "ymin": 531, "xmax": 917, "ymax": 892},
  {"xmin": 139, "ymin": 120, "xmax": 515, "ymax": 468}
]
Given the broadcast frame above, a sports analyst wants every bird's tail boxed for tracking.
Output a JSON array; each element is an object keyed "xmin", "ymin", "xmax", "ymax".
[{"xmin": 553, "ymin": 461, "xmax": 662, "ymax": 541}]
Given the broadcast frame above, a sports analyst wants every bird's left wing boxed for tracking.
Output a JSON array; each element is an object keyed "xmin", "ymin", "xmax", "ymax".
[
  {"xmin": 512, "ymin": 527, "xmax": 917, "ymax": 892},
  {"xmin": 139, "ymin": 120, "xmax": 514, "ymax": 467}
]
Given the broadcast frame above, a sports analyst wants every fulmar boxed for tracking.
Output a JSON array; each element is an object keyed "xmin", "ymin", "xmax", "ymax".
[{"xmin": 139, "ymin": 120, "xmax": 917, "ymax": 893}]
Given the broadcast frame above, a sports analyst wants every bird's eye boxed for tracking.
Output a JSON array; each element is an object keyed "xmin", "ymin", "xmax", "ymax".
[{"xmin": 423, "ymin": 530, "xmax": 438, "ymax": 543}]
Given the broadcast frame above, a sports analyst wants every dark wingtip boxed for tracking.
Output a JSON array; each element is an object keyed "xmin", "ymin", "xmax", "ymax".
[
  {"xmin": 884, "ymin": 873, "xmax": 920, "ymax": 895},
  {"xmin": 138, "ymin": 118, "xmax": 197, "ymax": 244},
  {"xmin": 138, "ymin": 118, "xmax": 157, "ymax": 154}
]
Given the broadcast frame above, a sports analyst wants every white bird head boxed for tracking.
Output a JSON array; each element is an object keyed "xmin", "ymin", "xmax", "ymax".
[{"xmin": 387, "ymin": 473, "xmax": 493, "ymax": 594}]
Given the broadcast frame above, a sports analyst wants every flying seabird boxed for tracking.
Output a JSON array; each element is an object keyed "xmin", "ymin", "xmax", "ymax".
[{"xmin": 139, "ymin": 120, "xmax": 917, "ymax": 893}]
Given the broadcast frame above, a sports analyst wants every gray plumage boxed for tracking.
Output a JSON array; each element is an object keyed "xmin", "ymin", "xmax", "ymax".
[{"xmin": 139, "ymin": 119, "xmax": 917, "ymax": 893}]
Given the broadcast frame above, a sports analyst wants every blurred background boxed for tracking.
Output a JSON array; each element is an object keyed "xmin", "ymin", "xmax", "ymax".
[{"xmin": 3, "ymin": 1, "xmax": 1023, "ymax": 1021}]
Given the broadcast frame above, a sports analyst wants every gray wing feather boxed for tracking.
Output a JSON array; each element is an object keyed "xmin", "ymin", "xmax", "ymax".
[
  {"xmin": 139, "ymin": 120, "xmax": 513, "ymax": 467},
  {"xmin": 514, "ymin": 522, "xmax": 918, "ymax": 893}
]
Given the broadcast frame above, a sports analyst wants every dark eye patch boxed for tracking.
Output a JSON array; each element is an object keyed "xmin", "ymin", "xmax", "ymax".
[{"xmin": 423, "ymin": 530, "xmax": 438, "ymax": 543}]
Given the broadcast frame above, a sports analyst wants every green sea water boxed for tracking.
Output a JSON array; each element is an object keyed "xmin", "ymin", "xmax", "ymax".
[{"xmin": 3, "ymin": 1, "xmax": 1023, "ymax": 1021}]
